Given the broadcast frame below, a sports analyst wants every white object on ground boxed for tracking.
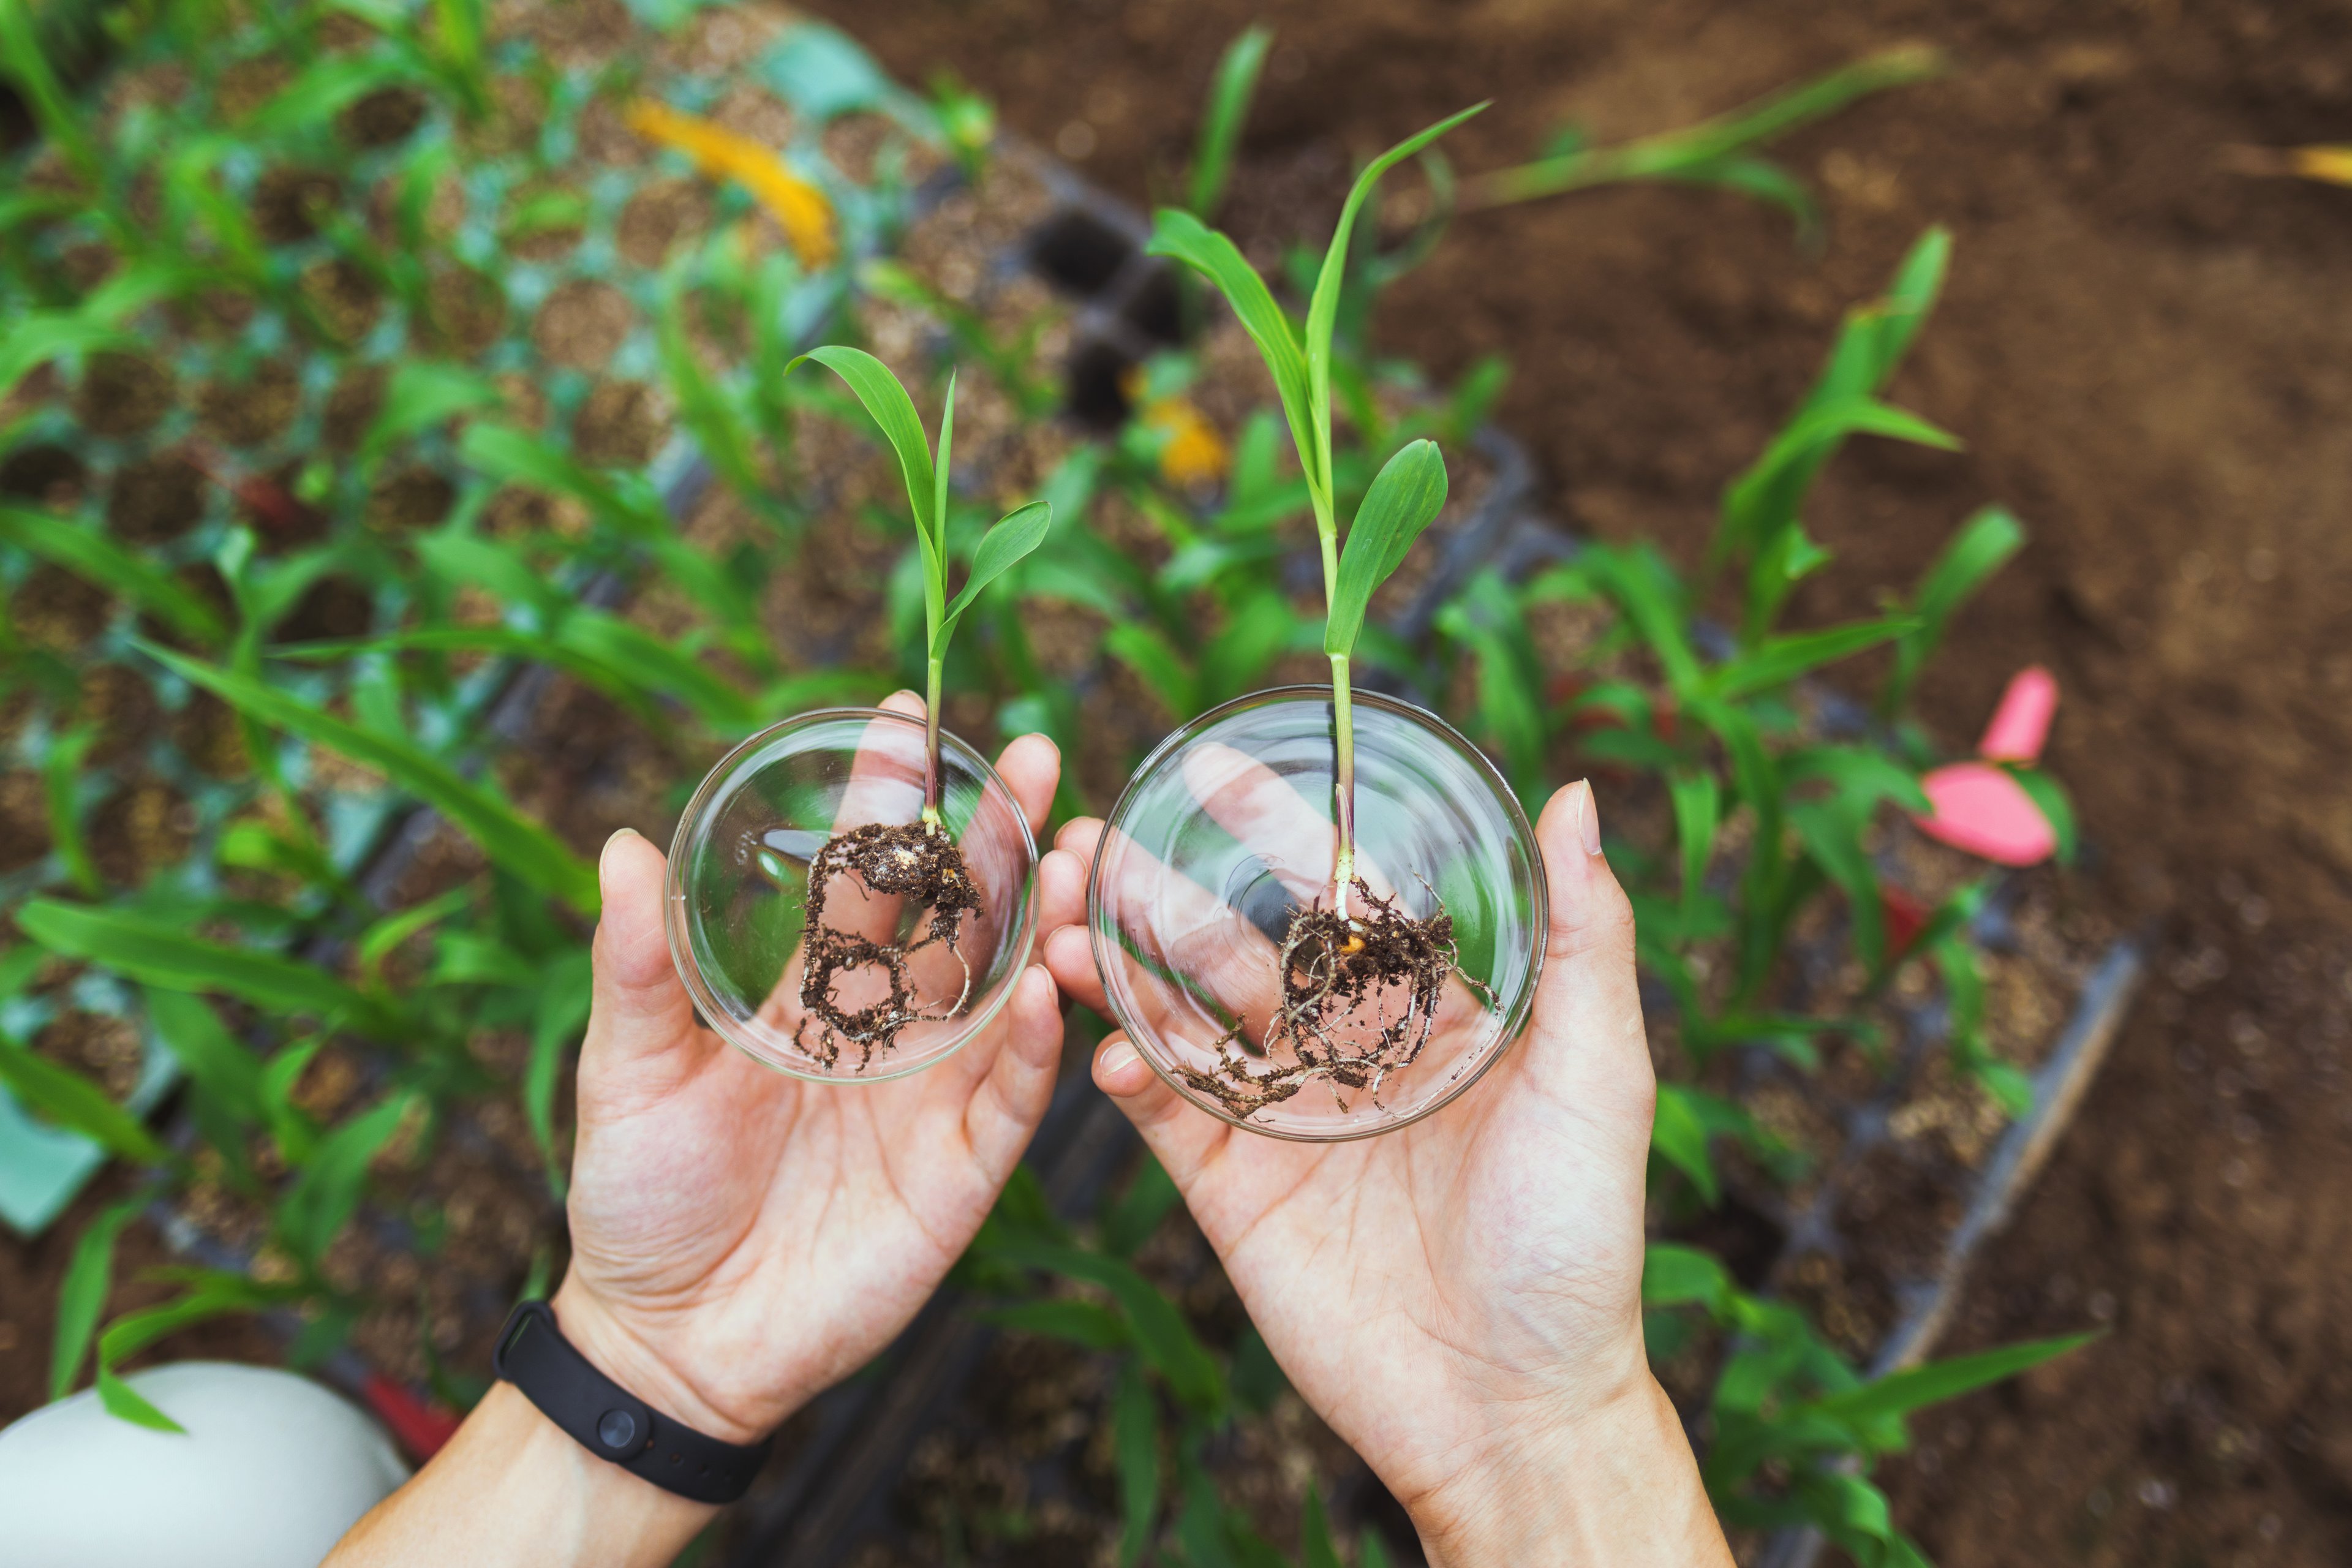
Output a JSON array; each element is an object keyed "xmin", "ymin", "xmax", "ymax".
[{"xmin": 0, "ymin": 1360, "xmax": 408, "ymax": 1568}]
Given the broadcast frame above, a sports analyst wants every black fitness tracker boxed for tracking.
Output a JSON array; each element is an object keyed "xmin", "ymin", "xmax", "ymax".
[{"xmin": 492, "ymin": 1299, "xmax": 771, "ymax": 1506}]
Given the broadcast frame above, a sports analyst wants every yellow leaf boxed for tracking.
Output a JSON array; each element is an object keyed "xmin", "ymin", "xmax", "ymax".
[
  {"xmin": 2290, "ymin": 145, "xmax": 2352, "ymax": 187},
  {"xmin": 625, "ymin": 99, "xmax": 838, "ymax": 268}
]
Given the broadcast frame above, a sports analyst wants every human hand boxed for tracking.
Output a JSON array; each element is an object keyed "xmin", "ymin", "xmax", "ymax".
[
  {"xmin": 1043, "ymin": 777, "xmax": 1731, "ymax": 1565},
  {"xmin": 553, "ymin": 692, "xmax": 1081, "ymax": 1446}
]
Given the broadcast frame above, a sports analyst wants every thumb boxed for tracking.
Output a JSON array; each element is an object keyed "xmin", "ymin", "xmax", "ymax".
[
  {"xmin": 584, "ymin": 828, "xmax": 703, "ymax": 1080},
  {"xmin": 1519, "ymin": 780, "xmax": 1653, "ymax": 1115}
]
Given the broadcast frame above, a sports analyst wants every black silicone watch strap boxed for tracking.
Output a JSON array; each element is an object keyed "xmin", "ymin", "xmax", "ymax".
[{"xmin": 492, "ymin": 1299, "xmax": 770, "ymax": 1506}]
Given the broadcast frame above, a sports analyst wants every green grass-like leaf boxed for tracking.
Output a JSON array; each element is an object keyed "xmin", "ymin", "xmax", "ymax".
[
  {"xmin": 1186, "ymin": 24, "xmax": 1273, "ymax": 221},
  {"xmin": 0, "ymin": 1032, "xmax": 173, "ymax": 1167},
  {"xmin": 138, "ymin": 641, "xmax": 599, "ymax": 915},
  {"xmin": 50, "ymin": 1194, "xmax": 145, "ymax": 1400},
  {"xmin": 0, "ymin": 507, "xmax": 228, "ymax": 645},
  {"xmin": 20, "ymin": 899, "xmax": 401, "ymax": 1037}
]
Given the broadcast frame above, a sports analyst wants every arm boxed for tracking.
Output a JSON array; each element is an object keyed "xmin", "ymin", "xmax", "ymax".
[
  {"xmin": 332, "ymin": 701, "xmax": 1079, "ymax": 1567},
  {"xmin": 1045, "ymin": 778, "xmax": 1732, "ymax": 1567}
]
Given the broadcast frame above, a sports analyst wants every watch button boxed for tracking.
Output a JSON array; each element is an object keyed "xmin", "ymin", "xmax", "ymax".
[{"xmin": 597, "ymin": 1409, "xmax": 639, "ymax": 1450}]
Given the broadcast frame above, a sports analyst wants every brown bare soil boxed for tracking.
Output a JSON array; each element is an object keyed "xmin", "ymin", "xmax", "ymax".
[{"xmin": 803, "ymin": 1, "xmax": 2352, "ymax": 1562}]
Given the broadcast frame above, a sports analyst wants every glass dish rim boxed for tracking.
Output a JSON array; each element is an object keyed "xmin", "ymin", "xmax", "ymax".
[
  {"xmin": 1085, "ymin": 683, "xmax": 1550, "ymax": 1141},
  {"xmin": 665, "ymin": 706, "xmax": 1041, "ymax": 1084}
]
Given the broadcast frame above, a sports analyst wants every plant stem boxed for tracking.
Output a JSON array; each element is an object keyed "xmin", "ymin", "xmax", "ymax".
[
  {"xmin": 1330, "ymin": 652, "xmax": 1357, "ymax": 921},
  {"xmin": 921, "ymin": 652, "xmax": 944, "ymax": 827},
  {"xmin": 1313, "ymin": 510, "xmax": 1359, "ymax": 922}
]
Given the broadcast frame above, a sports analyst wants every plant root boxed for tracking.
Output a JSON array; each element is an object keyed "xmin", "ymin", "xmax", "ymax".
[
  {"xmin": 794, "ymin": 820, "xmax": 984, "ymax": 1072},
  {"xmin": 1185, "ymin": 877, "xmax": 1495, "ymax": 1121}
]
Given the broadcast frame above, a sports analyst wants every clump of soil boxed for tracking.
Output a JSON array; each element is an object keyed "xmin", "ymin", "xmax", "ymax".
[
  {"xmin": 794, "ymin": 820, "xmax": 984, "ymax": 1073},
  {"xmin": 1187, "ymin": 877, "xmax": 1487, "ymax": 1119}
]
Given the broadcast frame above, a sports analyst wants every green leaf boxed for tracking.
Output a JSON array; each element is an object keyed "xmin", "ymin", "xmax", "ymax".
[
  {"xmin": 1229, "ymin": 1325, "xmax": 1287, "ymax": 1415},
  {"xmin": 278, "ymin": 616, "xmax": 759, "ymax": 733},
  {"xmin": 1104, "ymin": 621, "xmax": 1200, "ymax": 721},
  {"xmin": 240, "ymin": 50, "xmax": 412, "ymax": 138},
  {"xmin": 457, "ymin": 424, "xmax": 669, "ymax": 538},
  {"xmin": 1795, "ymin": 1471, "xmax": 1895, "ymax": 1547},
  {"xmin": 981, "ymin": 1236, "xmax": 1225, "ymax": 1415},
  {"xmin": 2003, "ymin": 764, "xmax": 2076, "ymax": 864},
  {"xmin": 96, "ymin": 1367, "xmax": 184, "ymax": 1433},
  {"xmin": 1668, "ymin": 769, "xmax": 1720, "ymax": 910},
  {"xmin": 281, "ymin": 1091, "xmax": 416, "ymax": 1267},
  {"xmin": 1113, "ymin": 1359, "xmax": 1161, "ymax": 1568},
  {"xmin": 1885, "ymin": 507, "xmax": 2025, "ymax": 714},
  {"xmin": 1790, "ymin": 797, "xmax": 1885, "ymax": 973},
  {"xmin": 1188, "ymin": 24, "xmax": 1274, "ymax": 221},
  {"xmin": 0, "ymin": 0, "xmax": 101, "ymax": 182},
  {"xmin": 42, "ymin": 721, "xmax": 100, "ymax": 895},
  {"xmin": 527, "ymin": 948, "xmax": 592, "ymax": 1196},
  {"xmin": 0, "ymin": 507, "xmax": 227, "ymax": 645},
  {"xmin": 1651, "ymin": 1084, "xmax": 1721, "ymax": 1205},
  {"xmin": 1807, "ymin": 1332, "xmax": 2096, "ymax": 1427},
  {"xmin": 1719, "ymin": 397, "xmax": 1958, "ymax": 568},
  {"xmin": 1304, "ymin": 105, "xmax": 1489, "ymax": 500},
  {"xmin": 355, "ymin": 884, "xmax": 473, "ymax": 989},
  {"xmin": 1145, "ymin": 209, "xmax": 1318, "ymax": 499},
  {"xmin": 1706, "ymin": 615, "xmax": 1920, "ymax": 701},
  {"xmin": 1743, "ymin": 521, "xmax": 1833, "ymax": 643},
  {"xmin": 0, "ymin": 1034, "xmax": 172, "ymax": 1167},
  {"xmin": 138, "ymin": 642, "xmax": 599, "ymax": 916},
  {"xmin": 657, "ymin": 273, "xmax": 774, "ymax": 524},
  {"xmin": 1476, "ymin": 47, "xmax": 1941, "ymax": 211},
  {"xmin": 977, "ymin": 1298, "xmax": 1129, "ymax": 1351},
  {"xmin": 1101, "ymin": 1152, "xmax": 1183, "ymax": 1259},
  {"xmin": 1300, "ymin": 1487, "xmax": 1342, "ymax": 1568},
  {"xmin": 143, "ymin": 990, "xmax": 264, "ymax": 1126},
  {"xmin": 1580, "ymin": 545, "xmax": 1703, "ymax": 697},
  {"xmin": 51, "ymin": 1195, "xmax": 146, "ymax": 1400},
  {"xmin": 942, "ymin": 500, "xmax": 1053, "ymax": 633},
  {"xmin": 786, "ymin": 346, "xmax": 938, "ymax": 543},
  {"xmin": 1324, "ymin": 439, "xmax": 1447, "ymax": 658},
  {"xmin": 1784, "ymin": 746, "xmax": 1931, "ymax": 815},
  {"xmin": 360, "ymin": 361, "xmax": 502, "ymax": 477},
  {"xmin": 1642, "ymin": 1242, "xmax": 1732, "ymax": 1309}
]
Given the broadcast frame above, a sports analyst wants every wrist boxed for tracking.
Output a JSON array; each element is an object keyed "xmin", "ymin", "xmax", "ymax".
[
  {"xmin": 549, "ymin": 1275, "xmax": 775, "ymax": 1447},
  {"xmin": 1406, "ymin": 1375, "xmax": 1731, "ymax": 1568},
  {"xmin": 327, "ymin": 1383, "xmax": 714, "ymax": 1566}
]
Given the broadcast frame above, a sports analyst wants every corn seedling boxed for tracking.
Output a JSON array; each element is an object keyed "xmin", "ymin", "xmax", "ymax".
[
  {"xmin": 1470, "ymin": 45, "xmax": 1944, "ymax": 243},
  {"xmin": 774, "ymin": 347, "xmax": 1049, "ymax": 1067}
]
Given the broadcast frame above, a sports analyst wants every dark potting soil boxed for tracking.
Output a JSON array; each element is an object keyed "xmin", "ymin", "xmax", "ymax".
[{"xmin": 797, "ymin": 1, "xmax": 2352, "ymax": 1562}]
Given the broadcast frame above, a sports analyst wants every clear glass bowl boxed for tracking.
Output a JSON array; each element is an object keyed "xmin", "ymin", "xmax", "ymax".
[
  {"xmin": 666, "ymin": 709, "xmax": 1038, "ymax": 1080},
  {"xmin": 1088, "ymin": 687, "xmax": 1547, "ymax": 1139}
]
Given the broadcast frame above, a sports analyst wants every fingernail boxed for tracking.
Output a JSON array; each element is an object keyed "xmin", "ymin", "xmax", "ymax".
[
  {"xmin": 600, "ymin": 826, "xmax": 641, "ymax": 871},
  {"xmin": 888, "ymin": 688, "xmax": 921, "ymax": 708},
  {"xmin": 1574, "ymin": 780, "xmax": 1603, "ymax": 856},
  {"xmin": 1098, "ymin": 1039, "xmax": 1139, "ymax": 1079}
]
